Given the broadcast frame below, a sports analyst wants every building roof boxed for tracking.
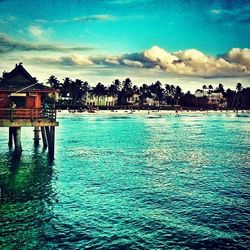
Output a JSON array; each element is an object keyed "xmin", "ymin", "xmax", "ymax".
[{"xmin": 0, "ymin": 63, "xmax": 54, "ymax": 92}]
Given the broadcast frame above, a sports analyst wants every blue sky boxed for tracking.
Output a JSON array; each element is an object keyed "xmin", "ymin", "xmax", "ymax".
[{"xmin": 0, "ymin": 0, "xmax": 250, "ymax": 91}]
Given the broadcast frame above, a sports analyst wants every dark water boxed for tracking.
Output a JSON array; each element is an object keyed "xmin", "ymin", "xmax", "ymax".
[{"xmin": 0, "ymin": 113, "xmax": 249, "ymax": 249}]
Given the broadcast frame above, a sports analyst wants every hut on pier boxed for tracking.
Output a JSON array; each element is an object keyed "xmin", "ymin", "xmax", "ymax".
[{"xmin": 0, "ymin": 63, "xmax": 59, "ymax": 158}]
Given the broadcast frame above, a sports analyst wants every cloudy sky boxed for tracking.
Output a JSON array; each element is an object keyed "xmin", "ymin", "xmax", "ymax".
[{"xmin": 0, "ymin": 0, "xmax": 250, "ymax": 91}]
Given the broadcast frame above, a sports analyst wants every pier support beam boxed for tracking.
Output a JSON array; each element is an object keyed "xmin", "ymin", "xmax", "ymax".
[
  {"xmin": 48, "ymin": 126, "xmax": 55, "ymax": 158},
  {"xmin": 44, "ymin": 126, "xmax": 55, "ymax": 158},
  {"xmin": 33, "ymin": 126, "xmax": 40, "ymax": 146},
  {"xmin": 8, "ymin": 127, "xmax": 14, "ymax": 147},
  {"xmin": 41, "ymin": 126, "xmax": 48, "ymax": 148},
  {"xmin": 13, "ymin": 127, "xmax": 22, "ymax": 158}
]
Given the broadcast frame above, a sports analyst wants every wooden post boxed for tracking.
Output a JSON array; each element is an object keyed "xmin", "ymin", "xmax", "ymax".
[
  {"xmin": 13, "ymin": 127, "xmax": 22, "ymax": 157},
  {"xmin": 41, "ymin": 126, "xmax": 48, "ymax": 148},
  {"xmin": 34, "ymin": 126, "xmax": 40, "ymax": 146},
  {"xmin": 45, "ymin": 126, "xmax": 50, "ymax": 142},
  {"xmin": 8, "ymin": 127, "xmax": 14, "ymax": 147},
  {"xmin": 48, "ymin": 126, "xmax": 55, "ymax": 158},
  {"xmin": 45, "ymin": 126, "xmax": 54, "ymax": 157}
]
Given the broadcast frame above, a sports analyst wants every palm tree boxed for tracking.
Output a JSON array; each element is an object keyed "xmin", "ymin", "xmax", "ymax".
[
  {"xmin": 47, "ymin": 75, "xmax": 60, "ymax": 90},
  {"xmin": 108, "ymin": 80, "xmax": 120, "ymax": 97},
  {"xmin": 175, "ymin": 85, "xmax": 182, "ymax": 96},
  {"xmin": 218, "ymin": 83, "xmax": 225, "ymax": 94},
  {"xmin": 61, "ymin": 77, "xmax": 72, "ymax": 98},
  {"xmin": 165, "ymin": 84, "xmax": 171, "ymax": 95},
  {"xmin": 202, "ymin": 85, "xmax": 208, "ymax": 92},
  {"xmin": 119, "ymin": 78, "xmax": 133, "ymax": 105},
  {"xmin": 208, "ymin": 84, "xmax": 213, "ymax": 94},
  {"xmin": 150, "ymin": 81, "xmax": 164, "ymax": 103},
  {"xmin": 71, "ymin": 79, "xmax": 84, "ymax": 105},
  {"xmin": 234, "ymin": 83, "xmax": 244, "ymax": 109},
  {"xmin": 170, "ymin": 85, "xmax": 176, "ymax": 105},
  {"xmin": 82, "ymin": 81, "xmax": 90, "ymax": 94},
  {"xmin": 93, "ymin": 82, "xmax": 106, "ymax": 106},
  {"xmin": 139, "ymin": 83, "xmax": 150, "ymax": 105},
  {"xmin": 236, "ymin": 82, "xmax": 243, "ymax": 92},
  {"xmin": 113, "ymin": 79, "xmax": 121, "ymax": 91}
]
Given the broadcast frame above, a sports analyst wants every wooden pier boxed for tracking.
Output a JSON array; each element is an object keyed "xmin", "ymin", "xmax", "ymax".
[
  {"xmin": 0, "ymin": 63, "xmax": 59, "ymax": 158},
  {"xmin": 0, "ymin": 108, "xmax": 58, "ymax": 158}
]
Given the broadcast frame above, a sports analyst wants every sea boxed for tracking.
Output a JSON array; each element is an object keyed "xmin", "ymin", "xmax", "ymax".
[{"xmin": 0, "ymin": 113, "xmax": 249, "ymax": 249}]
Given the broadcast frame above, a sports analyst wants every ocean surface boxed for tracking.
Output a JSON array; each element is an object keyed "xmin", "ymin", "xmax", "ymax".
[{"xmin": 0, "ymin": 113, "xmax": 249, "ymax": 249}]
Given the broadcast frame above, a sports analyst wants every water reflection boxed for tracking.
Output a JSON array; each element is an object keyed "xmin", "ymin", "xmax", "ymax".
[{"xmin": 0, "ymin": 149, "xmax": 55, "ymax": 249}]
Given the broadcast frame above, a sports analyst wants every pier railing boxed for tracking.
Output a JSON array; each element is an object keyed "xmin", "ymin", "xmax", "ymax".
[{"xmin": 0, "ymin": 108, "xmax": 57, "ymax": 122}]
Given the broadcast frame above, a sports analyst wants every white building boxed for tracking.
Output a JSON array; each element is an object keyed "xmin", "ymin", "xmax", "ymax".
[
  {"xmin": 82, "ymin": 91, "xmax": 118, "ymax": 106},
  {"xmin": 127, "ymin": 94, "xmax": 140, "ymax": 105},
  {"xmin": 195, "ymin": 90, "xmax": 227, "ymax": 107}
]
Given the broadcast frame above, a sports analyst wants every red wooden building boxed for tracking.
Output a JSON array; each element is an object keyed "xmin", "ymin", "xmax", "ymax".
[
  {"xmin": 0, "ymin": 63, "xmax": 54, "ymax": 118},
  {"xmin": 0, "ymin": 63, "xmax": 58, "ymax": 158}
]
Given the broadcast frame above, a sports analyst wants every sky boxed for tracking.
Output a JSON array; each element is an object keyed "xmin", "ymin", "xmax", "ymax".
[{"xmin": 0, "ymin": 0, "xmax": 250, "ymax": 92}]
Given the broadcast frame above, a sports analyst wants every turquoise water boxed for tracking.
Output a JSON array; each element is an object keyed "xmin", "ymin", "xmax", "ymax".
[{"xmin": 0, "ymin": 113, "xmax": 249, "ymax": 249}]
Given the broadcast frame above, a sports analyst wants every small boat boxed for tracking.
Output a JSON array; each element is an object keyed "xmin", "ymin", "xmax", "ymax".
[
  {"xmin": 147, "ymin": 115, "xmax": 161, "ymax": 119},
  {"xmin": 236, "ymin": 113, "xmax": 250, "ymax": 117}
]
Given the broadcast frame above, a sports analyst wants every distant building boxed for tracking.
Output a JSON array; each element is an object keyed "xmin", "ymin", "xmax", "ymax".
[
  {"xmin": 194, "ymin": 89, "xmax": 209, "ymax": 98},
  {"xmin": 82, "ymin": 90, "xmax": 118, "ymax": 106},
  {"xmin": 144, "ymin": 96, "xmax": 159, "ymax": 106},
  {"xmin": 194, "ymin": 89, "xmax": 227, "ymax": 107},
  {"xmin": 127, "ymin": 94, "xmax": 140, "ymax": 106},
  {"xmin": 208, "ymin": 92, "xmax": 227, "ymax": 107}
]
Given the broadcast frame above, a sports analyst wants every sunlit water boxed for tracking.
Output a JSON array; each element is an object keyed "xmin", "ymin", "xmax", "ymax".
[{"xmin": 0, "ymin": 113, "xmax": 249, "ymax": 249}]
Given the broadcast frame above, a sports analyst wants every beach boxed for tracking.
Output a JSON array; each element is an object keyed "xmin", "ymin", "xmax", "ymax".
[{"xmin": 57, "ymin": 109, "xmax": 247, "ymax": 117}]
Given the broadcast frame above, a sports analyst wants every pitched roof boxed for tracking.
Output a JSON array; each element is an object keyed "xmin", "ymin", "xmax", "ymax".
[{"xmin": 0, "ymin": 64, "xmax": 54, "ymax": 92}]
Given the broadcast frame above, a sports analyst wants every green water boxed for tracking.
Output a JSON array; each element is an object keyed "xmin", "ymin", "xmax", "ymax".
[{"xmin": 0, "ymin": 113, "xmax": 249, "ymax": 249}]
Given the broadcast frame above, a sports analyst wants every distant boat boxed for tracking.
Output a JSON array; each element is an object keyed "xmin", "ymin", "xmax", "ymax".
[
  {"xmin": 147, "ymin": 115, "xmax": 161, "ymax": 119},
  {"xmin": 236, "ymin": 113, "xmax": 250, "ymax": 117},
  {"xmin": 236, "ymin": 110, "xmax": 250, "ymax": 117}
]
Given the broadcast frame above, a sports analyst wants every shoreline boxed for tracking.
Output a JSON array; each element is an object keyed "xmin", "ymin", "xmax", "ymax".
[{"xmin": 57, "ymin": 109, "xmax": 249, "ymax": 116}]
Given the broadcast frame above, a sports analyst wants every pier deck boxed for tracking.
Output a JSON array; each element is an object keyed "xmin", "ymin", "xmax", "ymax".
[{"xmin": 0, "ymin": 108, "xmax": 58, "ymax": 158}]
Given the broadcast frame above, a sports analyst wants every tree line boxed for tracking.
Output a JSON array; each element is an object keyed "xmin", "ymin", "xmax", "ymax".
[{"xmin": 47, "ymin": 75, "xmax": 250, "ymax": 109}]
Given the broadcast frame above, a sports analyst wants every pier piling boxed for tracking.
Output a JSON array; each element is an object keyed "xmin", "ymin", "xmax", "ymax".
[
  {"xmin": 13, "ymin": 127, "xmax": 22, "ymax": 158},
  {"xmin": 8, "ymin": 127, "xmax": 14, "ymax": 148},
  {"xmin": 41, "ymin": 126, "xmax": 48, "ymax": 148},
  {"xmin": 34, "ymin": 126, "xmax": 40, "ymax": 146},
  {"xmin": 48, "ymin": 126, "xmax": 55, "ymax": 158},
  {"xmin": 45, "ymin": 126, "xmax": 55, "ymax": 158}
]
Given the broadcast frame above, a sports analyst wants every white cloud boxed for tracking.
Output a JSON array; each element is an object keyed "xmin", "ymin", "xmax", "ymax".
[
  {"xmin": 105, "ymin": 58, "xmax": 120, "ymax": 65},
  {"xmin": 60, "ymin": 55, "xmax": 93, "ymax": 66},
  {"xmin": 29, "ymin": 25, "xmax": 45, "ymax": 38},
  {"xmin": 144, "ymin": 45, "xmax": 178, "ymax": 65},
  {"xmin": 9, "ymin": 45, "xmax": 250, "ymax": 78},
  {"xmin": 34, "ymin": 46, "xmax": 250, "ymax": 77},
  {"xmin": 107, "ymin": 0, "xmax": 151, "ymax": 5},
  {"xmin": 29, "ymin": 55, "xmax": 93, "ymax": 66},
  {"xmin": 122, "ymin": 46, "xmax": 249, "ymax": 77},
  {"xmin": 122, "ymin": 59, "xmax": 143, "ymax": 67},
  {"xmin": 210, "ymin": 9, "xmax": 221, "ymax": 15},
  {"xmin": 226, "ymin": 48, "xmax": 250, "ymax": 70},
  {"xmin": 0, "ymin": 33, "xmax": 93, "ymax": 53},
  {"xmin": 35, "ymin": 15, "xmax": 115, "ymax": 24}
]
